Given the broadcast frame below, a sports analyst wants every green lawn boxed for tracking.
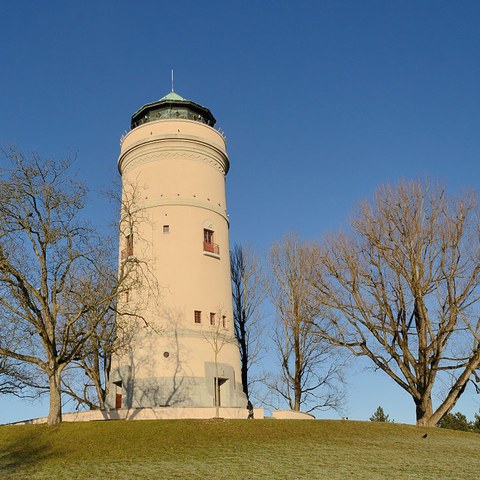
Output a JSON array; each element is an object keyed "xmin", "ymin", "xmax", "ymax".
[{"xmin": 0, "ymin": 419, "xmax": 479, "ymax": 479}]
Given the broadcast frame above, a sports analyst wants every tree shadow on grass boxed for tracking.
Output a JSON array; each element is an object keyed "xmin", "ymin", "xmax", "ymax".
[{"xmin": 0, "ymin": 427, "xmax": 55, "ymax": 475}]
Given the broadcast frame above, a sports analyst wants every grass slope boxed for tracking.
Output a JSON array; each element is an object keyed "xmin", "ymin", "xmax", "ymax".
[{"xmin": 1, "ymin": 419, "xmax": 479, "ymax": 479}]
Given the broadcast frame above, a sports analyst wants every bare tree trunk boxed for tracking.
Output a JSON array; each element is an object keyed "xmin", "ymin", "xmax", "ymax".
[
  {"xmin": 96, "ymin": 386, "xmax": 106, "ymax": 411},
  {"xmin": 215, "ymin": 350, "xmax": 220, "ymax": 418},
  {"xmin": 415, "ymin": 396, "xmax": 434, "ymax": 426},
  {"xmin": 293, "ymin": 317, "xmax": 302, "ymax": 411},
  {"xmin": 47, "ymin": 368, "xmax": 62, "ymax": 425},
  {"xmin": 238, "ymin": 322, "xmax": 249, "ymax": 399}
]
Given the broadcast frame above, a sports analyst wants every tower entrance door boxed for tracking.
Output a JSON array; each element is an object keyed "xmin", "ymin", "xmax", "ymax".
[{"xmin": 214, "ymin": 378, "xmax": 228, "ymax": 406}]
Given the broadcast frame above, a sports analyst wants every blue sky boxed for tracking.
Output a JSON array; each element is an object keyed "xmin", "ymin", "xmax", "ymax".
[{"xmin": 1, "ymin": 0, "xmax": 479, "ymax": 424}]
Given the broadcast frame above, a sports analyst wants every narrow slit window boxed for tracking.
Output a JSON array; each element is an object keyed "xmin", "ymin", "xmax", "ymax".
[
  {"xmin": 127, "ymin": 233, "xmax": 133, "ymax": 256},
  {"xmin": 222, "ymin": 315, "xmax": 226, "ymax": 328},
  {"xmin": 121, "ymin": 233, "xmax": 134, "ymax": 260}
]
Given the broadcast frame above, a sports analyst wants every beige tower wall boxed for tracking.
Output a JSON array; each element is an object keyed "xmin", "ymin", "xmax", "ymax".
[{"xmin": 107, "ymin": 117, "xmax": 247, "ymax": 409}]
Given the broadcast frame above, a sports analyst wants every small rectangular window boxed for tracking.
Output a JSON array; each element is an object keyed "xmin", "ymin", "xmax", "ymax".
[
  {"xmin": 163, "ymin": 225, "xmax": 170, "ymax": 234},
  {"xmin": 210, "ymin": 312, "xmax": 216, "ymax": 325},
  {"xmin": 222, "ymin": 315, "xmax": 226, "ymax": 328},
  {"xmin": 194, "ymin": 310, "xmax": 202, "ymax": 324}
]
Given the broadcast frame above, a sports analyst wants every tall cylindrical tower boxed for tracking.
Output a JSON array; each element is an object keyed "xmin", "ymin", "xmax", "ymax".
[{"xmin": 107, "ymin": 91, "xmax": 246, "ymax": 410}]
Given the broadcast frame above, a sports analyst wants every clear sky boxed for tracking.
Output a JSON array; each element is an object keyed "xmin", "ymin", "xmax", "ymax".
[{"xmin": 0, "ymin": 0, "xmax": 479, "ymax": 424}]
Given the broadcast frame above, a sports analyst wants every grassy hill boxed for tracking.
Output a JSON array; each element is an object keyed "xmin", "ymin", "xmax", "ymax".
[{"xmin": 1, "ymin": 419, "xmax": 479, "ymax": 479}]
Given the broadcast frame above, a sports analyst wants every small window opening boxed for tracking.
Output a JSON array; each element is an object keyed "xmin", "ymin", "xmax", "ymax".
[
  {"xmin": 126, "ymin": 233, "xmax": 133, "ymax": 255},
  {"xmin": 194, "ymin": 310, "xmax": 202, "ymax": 324},
  {"xmin": 210, "ymin": 312, "xmax": 216, "ymax": 325},
  {"xmin": 204, "ymin": 229, "xmax": 214, "ymax": 243},
  {"xmin": 163, "ymin": 225, "xmax": 170, "ymax": 234},
  {"xmin": 203, "ymin": 229, "xmax": 219, "ymax": 255},
  {"xmin": 121, "ymin": 233, "xmax": 134, "ymax": 260},
  {"xmin": 222, "ymin": 315, "xmax": 226, "ymax": 328}
]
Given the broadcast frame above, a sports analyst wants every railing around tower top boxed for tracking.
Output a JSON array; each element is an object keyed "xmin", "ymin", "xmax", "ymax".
[
  {"xmin": 119, "ymin": 131, "xmax": 128, "ymax": 145},
  {"xmin": 121, "ymin": 115, "xmax": 227, "ymax": 146},
  {"xmin": 203, "ymin": 241, "xmax": 220, "ymax": 255}
]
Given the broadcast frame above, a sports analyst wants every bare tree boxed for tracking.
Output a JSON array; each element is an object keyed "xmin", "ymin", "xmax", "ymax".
[
  {"xmin": 0, "ymin": 148, "xmax": 146, "ymax": 424},
  {"xmin": 230, "ymin": 244, "xmax": 266, "ymax": 401},
  {"xmin": 202, "ymin": 309, "xmax": 234, "ymax": 418},
  {"xmin": 311, "ymin": 180, "xmax": 480, "ymax": 426},
  {"xmin": 267, "ymin": 234, "xmax": 345, "ymax": 413},
  {"xmin": 61, "ymin": 183, "xmax": 157, "ymax": 411}
]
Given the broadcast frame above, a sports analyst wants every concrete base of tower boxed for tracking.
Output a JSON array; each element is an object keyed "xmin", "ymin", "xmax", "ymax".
[
  {"xmin": 106, "ymin": 362, "xmax": 247, "ymax": 410},
  {"xmin": 11, "ymin": 406, "xmax": 266, "ymax": 424}
]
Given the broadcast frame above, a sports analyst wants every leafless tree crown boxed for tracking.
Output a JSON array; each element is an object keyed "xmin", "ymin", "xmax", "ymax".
[
  {"xmin": 311, "ymin": 180, "xmax": 480, "ymax": 426},
  {"xmin": 230, "ymin": 244, "xmax": 266, "ymax": 401},
  {"xmin": 0, "ymin": 149, "xmax": 157, "ymax": 423},
  {"xmin": 267, "ymin": 234, "xmax": 345, "ymax": 413}
]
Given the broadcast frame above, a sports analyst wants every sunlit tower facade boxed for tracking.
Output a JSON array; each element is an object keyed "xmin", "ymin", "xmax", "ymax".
[{"xmin": 107, "ymin": 90, "xmax": 246, "ymax": 411}]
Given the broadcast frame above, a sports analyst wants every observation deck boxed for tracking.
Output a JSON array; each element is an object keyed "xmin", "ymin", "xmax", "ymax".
[{"xmin": 131, "ymin": 91, "xmax": 217, "ymax": 129}]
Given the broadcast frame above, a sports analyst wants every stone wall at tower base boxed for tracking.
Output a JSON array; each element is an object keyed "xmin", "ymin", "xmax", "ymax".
[
  {"xmin": 11, "ymin": 406, "xmax": 265, "ymax": 424},
  {"xmin": 271, "ymin": 410, "xmax": 315, "ymax": 420}
]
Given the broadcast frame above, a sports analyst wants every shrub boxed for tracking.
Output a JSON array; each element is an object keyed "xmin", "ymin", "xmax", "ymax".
[{"xmin": 438, "ymin": 412, "xmax": 472, "ymax": 432}]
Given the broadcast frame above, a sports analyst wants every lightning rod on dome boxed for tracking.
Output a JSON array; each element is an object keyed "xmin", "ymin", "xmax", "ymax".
[{"xmin": 171, "ymin": 69, "xmax": 174, "ymax": 92}]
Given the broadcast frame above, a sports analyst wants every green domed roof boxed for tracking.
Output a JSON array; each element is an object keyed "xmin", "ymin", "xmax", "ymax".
[{"xmin": 131, "ymin": 91, "xmax": 216, "ymax": 129}]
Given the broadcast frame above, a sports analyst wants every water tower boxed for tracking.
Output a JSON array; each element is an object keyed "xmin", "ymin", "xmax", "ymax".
[{"xmin": 107, "ymin": 89, "xmax": 247, "ymax": 411}]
